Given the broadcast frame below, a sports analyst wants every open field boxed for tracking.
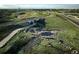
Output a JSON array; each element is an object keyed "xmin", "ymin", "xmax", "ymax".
[
  {"xmin": 23, "ymin": 12, "xmax": 79, "ymax": 54},
  {"xmin": 0, "ymin": 9, "xmax": 79, "ymax": 54}
]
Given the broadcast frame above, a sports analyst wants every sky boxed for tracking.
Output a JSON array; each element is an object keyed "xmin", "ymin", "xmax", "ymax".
[
  {"xmin": 0, "ymin": 4, "xmax": 79, "ymax": 9},
  {"xmin": 0, "ymin": 0, "xmax": 79, "ymax": 9},
  {"xmin": 0, "ymin": 0, "xmax": 79, "ymax": 4}
]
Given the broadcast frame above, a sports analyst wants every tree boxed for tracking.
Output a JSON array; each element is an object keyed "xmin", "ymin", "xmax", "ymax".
[{"xmin": 36, "ymin": 18, "xmax": 46, "ymax": 28}]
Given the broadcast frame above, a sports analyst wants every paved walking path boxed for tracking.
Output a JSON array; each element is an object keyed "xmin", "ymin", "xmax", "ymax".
[
  {"xmin": 56, "ymin": 13, "xmax": 79, "ymax": 28},
  {"xmin": 0, "ymin": 23, "xmax": 36, "ymax": 48},
  {"xmin": 0, "ymin": 28, "xmax": 24, "ymax": 48}
]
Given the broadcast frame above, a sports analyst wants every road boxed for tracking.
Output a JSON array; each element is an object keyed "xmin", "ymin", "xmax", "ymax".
[{"xmin": 0, "ymin": 28, "xmax": 24, "ymax": 48}]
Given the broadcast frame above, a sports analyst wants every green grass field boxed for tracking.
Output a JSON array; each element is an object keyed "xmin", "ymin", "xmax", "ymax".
[
  {"xmin": 17, "ymin": 12, "xmax": 79, "ymax": 54},
  {"xmin": 0, "ymin": 11, "xmax": 79, "ymax": 54},
  {"xmin": 25, "ymin": 13, "xmax": 79, "ymax": 54}
]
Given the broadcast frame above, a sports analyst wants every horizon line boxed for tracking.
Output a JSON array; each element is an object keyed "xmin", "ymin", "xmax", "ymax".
[{"xmin": 0, "ymin": 4, "xmax": 79, "ymax": 9}]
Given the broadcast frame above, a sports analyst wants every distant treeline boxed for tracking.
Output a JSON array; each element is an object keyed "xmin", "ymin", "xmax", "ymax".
[
  {"xmin": 22, "ymin": 9, "xmax": 79, "ymax": 13},
  {"xmin": 53, "ymin": 9, "xmax": 79, "ymax": 13},
  {"xmin": 0, "ymin": 9, "xmax": 79, "ymax": 23}
]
